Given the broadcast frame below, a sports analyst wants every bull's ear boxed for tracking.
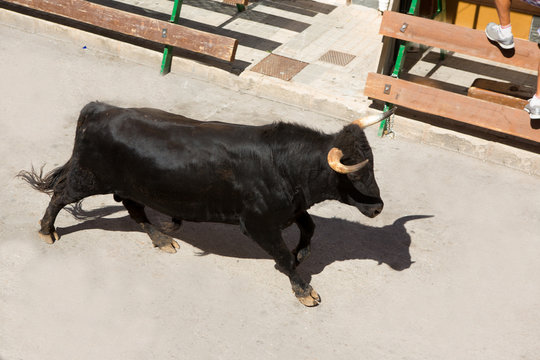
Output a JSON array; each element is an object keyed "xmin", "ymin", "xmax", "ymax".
[
  {"xmin": 352, "ymin": 107, "xmax": 396, "ymax": 129},
  {"xmin": 327, "ymin": 148, "xmax": 369, "ymax": 174}
]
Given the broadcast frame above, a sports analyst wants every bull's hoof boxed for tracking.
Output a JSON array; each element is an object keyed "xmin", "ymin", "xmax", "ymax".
[
  {"xmin": 38, "ymin": 230, "xmax": 59, "ymax": 244},
  {"xmin": 145, "ymin": 224, "xmax": 180, "ymax": 254},
  {"xmin": 156, "ymin": 239, "xmax": 180, "ymax": 254},
  {"xmin": 38, "ymin": 220, "xmax": 59, "ymax": 244},
  {"xmin": 152, "ymin": 233, "xmax": 180, "ymax": 254},
  {"xmin": 296, "ymin": 289, "xmax": 321, "ymax": 307}
]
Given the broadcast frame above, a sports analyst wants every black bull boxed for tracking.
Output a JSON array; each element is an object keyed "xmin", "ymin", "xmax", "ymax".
[{"xmin": 20, "ymin": 102, "xmax": 395, "ymax": 306}]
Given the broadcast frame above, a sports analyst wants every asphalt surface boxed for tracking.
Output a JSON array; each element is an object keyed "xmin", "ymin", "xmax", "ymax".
[{"xmin": 1, "ymin": 17, "xmax": 540, "ymax": 360}]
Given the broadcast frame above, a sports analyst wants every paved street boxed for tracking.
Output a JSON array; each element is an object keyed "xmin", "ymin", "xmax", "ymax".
[{"xmin": 1, "ymin": 8, "xmax": 540, "ymax": 360}]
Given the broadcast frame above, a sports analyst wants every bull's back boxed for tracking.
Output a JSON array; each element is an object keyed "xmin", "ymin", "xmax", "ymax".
[{"xmin": 73, "ymin": 102, "xmax": 282, "ymax": 221}]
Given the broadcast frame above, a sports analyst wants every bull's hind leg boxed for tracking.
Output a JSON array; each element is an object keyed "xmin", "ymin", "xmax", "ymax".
[
  {"xmin": 38, "ymin": 194, "xmax": 65, "ymax": 244},
  {"xmin": 121, "ymin": 198, "xmax": 180, "ymax": 253},
  {"xmin": 292, "ymin": 211, "xmax": 315, "ymax": 265},
  {"xmin": 171, "ymin": 217, "xmax": 183, "ymax": 229},
  {"xmin": 161, "ymin": 217, "xmax": 183, "ymax": 233},
  {"xmin": 39, "ymin": 191, "xmax": 89, "ymax": 244},
  {"xmin": 243, "ymin": 218, "xmax": 321, "ymax": 307},
  {"xmin": 19, "ymin": 163, "xmax": 76, "ymax": 244},
  {"xmin": 23, "ymin": 161, "xmax": 105, "ymax": 244}
]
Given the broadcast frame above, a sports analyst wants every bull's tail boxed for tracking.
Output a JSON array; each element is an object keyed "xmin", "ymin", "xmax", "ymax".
[
  {"xmin": 19, "ymin": 103, "xmax": 100, "ymax": 196},
  {"xmin": 18, "ymin": 160, "xmax": 71, "ymax": 196}
]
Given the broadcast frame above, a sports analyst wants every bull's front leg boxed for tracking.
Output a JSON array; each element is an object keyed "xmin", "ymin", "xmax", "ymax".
[
  {"xmin": 292, "ymin": 211, "xmax": 315, "ymax": 265},
  {"xmin": 242, "ymin": 217, "xmax": 321, "ymax": 307}
]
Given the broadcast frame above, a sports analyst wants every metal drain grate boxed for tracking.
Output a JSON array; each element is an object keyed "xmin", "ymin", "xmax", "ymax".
[
  {"xmin": 319, "ymin": 50, "xmax": 356, "ymax": 66},
  {"xmin": 250, "ymin": 54, "xmax": 308, "ymax": 81}
]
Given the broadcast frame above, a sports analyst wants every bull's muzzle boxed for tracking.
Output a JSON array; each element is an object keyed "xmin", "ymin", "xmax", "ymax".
[{"xmin": 366, "ymin": 202, "xmax": 384, "ymax": 218}]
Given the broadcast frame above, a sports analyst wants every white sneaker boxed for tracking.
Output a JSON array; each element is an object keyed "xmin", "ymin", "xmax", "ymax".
[
  {"xmin": 524, "ymin": 97, "xmax": 540, "ymax": 120},
  {"xmin": 485, "ymin": 22, "xmax": 515, "ymax": 49}
]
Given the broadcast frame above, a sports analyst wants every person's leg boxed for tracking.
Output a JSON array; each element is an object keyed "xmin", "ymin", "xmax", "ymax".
[
  {"xmin": 525, "ymin": 61, "xmax": 540, "ymax": 120},
  {"xmin": 485, "ymin": 0, "xmax": 514, "ymax": 49},
  {"xmin": 536, "ymin": 60, "xmax": 540, "ymax": 98},
  {"xmin": 494, "ymin": 0, "xmax": 511, "ymax": 26}
]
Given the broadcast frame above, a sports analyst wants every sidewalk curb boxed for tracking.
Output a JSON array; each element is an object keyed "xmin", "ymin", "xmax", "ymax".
[{"xmin": 1, "ymin": 7, "xmax": 538, "ymax": 176}]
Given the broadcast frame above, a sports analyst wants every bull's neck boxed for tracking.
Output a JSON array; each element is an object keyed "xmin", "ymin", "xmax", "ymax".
[{"xmin": 284, "ymin": 142, "xmax": 340, "ymax": 208}]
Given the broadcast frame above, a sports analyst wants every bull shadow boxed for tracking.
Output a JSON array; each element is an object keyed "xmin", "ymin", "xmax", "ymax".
[{"xmin": 57, "ymin": 204, "xmax": 432, "ymax": 278}]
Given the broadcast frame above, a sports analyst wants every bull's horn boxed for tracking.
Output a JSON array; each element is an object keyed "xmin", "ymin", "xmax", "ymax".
[
  {"xmin": 352, "ymin": 107, "xmax": 397, "ymax": 129},
  {"xmin": 327, "ymin": 147, "xmax": 369, "ymax": 174}
]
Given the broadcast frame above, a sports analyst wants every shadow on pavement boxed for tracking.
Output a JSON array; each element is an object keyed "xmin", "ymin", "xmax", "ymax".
[{"xmin": 58, "ymin": 204, "xmax": 432, "ymax": 278}]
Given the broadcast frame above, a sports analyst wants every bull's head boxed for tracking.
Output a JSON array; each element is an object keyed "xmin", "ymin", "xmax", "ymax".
[{"xmin": 327, "ymin": 108, "xmax": 396, "ymax": 218}]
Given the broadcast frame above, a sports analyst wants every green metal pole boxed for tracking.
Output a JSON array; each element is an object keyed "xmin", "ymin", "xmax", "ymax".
[
  {"xmin": 160, "ymin": 0, "xmax": 183, "ymax": 75},
  {"xmin": 377, "ymin": 0, "xmax": 419, "ymax": 136},
  {"xmin": 407, "ymin": 0, "xmax": 419, "ymax": 14}
]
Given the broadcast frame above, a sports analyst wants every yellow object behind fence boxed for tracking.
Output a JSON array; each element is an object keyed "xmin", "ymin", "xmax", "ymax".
[{"xmin": 451, "ymin": 1, "xmax": 532, "ymax": 40}]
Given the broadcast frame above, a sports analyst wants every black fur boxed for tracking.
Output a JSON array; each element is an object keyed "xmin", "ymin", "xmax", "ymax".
[
  {"xmin": 20, "ymin": 101, "xmax": 384, "ymax": 306},
  {"xmin": 18, "ymin": 161, "xmax": 71, "ymax": 195}
]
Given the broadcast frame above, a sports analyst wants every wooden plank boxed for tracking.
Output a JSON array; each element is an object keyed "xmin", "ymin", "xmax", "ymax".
[
  {"xmin": 4, "ymin": 0, "xmax": 238, "ymax": 62},
  {"xmin": 364, "ymin": 72, "xmax": 540, "ymax": 142},
  {"xmin": 468, "ymin": 86, "xmax": 528, "ymax": 109},
  {"xmin": 468, "ymin": 78, "xmax": 533, "ymax": 109},
  {"xmin": 470, "ymin": 78, "xmax": 534, "ymax": 100},
  {"xmin": 380, "ymin": 11, "xmax": 539, "ymax": 71},
  {"xmin": 223, "ymin": 0, "xmax": 249, "ymax": 5}
]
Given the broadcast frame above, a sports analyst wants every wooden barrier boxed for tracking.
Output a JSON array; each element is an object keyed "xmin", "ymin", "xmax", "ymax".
[
  {"xmin": 223, "ymin": 0, "xmax": 249, "ymax": 5},
  {"xmin": 366, "ymin": 73, "xmax": 539, "ymax": 142},
  {"xmin": 467, "ymin": 79, "xmax": 533, "ymax": 109},
  {"xmin": 222, "ymin": 0, "xmax": 249, "ymax": 12},
  {"xmin": 365, "ymin": 11, "xmax": 540, "ymax": 142},
  {"xmin": 378, "ymin": 11, "xmax": 539, "ymax": 71},
  {"xmin": 3, "ymin": 0, "xmax": 238, "ymax": 62}
]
